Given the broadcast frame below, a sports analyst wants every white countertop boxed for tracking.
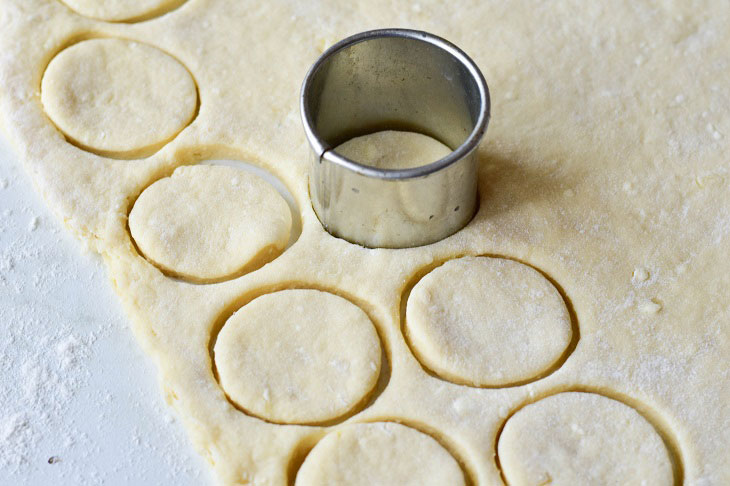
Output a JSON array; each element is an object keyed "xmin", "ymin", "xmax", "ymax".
[{"xmin": 0, "ymin": 132, "xmax": 211, "ymax": 485}]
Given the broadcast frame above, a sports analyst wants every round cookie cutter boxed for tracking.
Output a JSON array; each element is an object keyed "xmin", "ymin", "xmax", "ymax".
[{"xmin": 301, "ymin": 28, "xmax": 490, "ymax": 248}]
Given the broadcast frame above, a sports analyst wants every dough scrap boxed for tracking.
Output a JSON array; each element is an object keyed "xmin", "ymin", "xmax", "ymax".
[
  {"xmin": 406, "ymin": 256, "xmax": 572, "ymax": 386},
  {"xmin": 295, "ymin": 422, "xmax": 466, "ymax": 486},
  {"xmin": 58, "ymin": 0, "xmax": 183, "ymax": 21},
  {"xmin": 129, "ymin": 164, "xmax": 291, "ymax": 282},
  {"xmin": 498, "ymin": 392, "xmax": 674, "ymax": 485},
  {"xmin": 214, "ymin": 289, "xmax": 381, "ymax": 424},
  {"xmin": 41, "ymin": 38, "xmax": 197, "ymax": 157}
]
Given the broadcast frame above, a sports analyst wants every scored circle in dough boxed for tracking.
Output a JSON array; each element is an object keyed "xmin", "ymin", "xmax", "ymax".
[
  {"xmin": 405, "ymin": 256, "xmax": 572, "ymax": 386},
  {"xmin": 213, "ymin": 289, "xmax": 382, "ymax": 424},
  {"xmin": 59, "ymin": 0, "xmax": 184, "ymax": 22},
  {"xmin": 295, "ymin": 422, "xmax": 466, "ymax": 486},
  {"xmin": 41, "ymin": 38, "xmax": 197, "ymax": 157},
  {"xmin": 129, "ymin": 164, "xmax": 292, "ymax": 282},
  {"xmin": 498, "ymin": 392, "xmax": 674, "ymax": 485},
  {"xmin": 332, "ymin": 130, "xmax": 455, "ymax": 241},
  {"xmin": 334, "ymin": 130, "xmax": 452, "ymax": 170}
]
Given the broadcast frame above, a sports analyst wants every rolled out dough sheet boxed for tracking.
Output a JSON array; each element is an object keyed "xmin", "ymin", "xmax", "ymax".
[{"xmin": 0, "ymin": 0, "xmax": 728, "ymax": 485}]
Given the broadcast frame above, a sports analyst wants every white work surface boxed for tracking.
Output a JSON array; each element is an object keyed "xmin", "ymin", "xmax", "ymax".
[{"xmin": 0, "ymin": 132, "xmax": 211, "ymax": 485}]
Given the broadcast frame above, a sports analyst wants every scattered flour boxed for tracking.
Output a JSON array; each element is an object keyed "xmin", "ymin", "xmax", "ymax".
[
  {"xmin": 0, "ymin": 140, "xmax": 208, "ymax": 485},
  {"xmin": 0, "ymin": 197, "xmax": 97, "ymax": 473}
]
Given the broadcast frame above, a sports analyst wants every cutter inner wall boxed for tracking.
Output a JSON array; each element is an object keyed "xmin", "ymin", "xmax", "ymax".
[{"xmin": 306, "ymin": 36, "xmax": 478, "ymax": 154}]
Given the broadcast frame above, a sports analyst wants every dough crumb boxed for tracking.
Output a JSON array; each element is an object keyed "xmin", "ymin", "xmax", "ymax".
[
  {"xmin": 537, "ymin": 472, "xmax": 552, "ymax": 485},
  {"xmin": 316, "ymin": 38, "xmax": 332, "ymax": 53},
  {"xmin": 695, "ymin": 174, "xmax": 724, "ymax": 188},
  {"xmin": 632, "ymin": 267, "xmax": 650, "ymax": 283},
  {"xmin": 0, "ymin": 178, "xmax": 7, "ymax": 189},
  {"xmin": 706, "ymin": 123, "xmax": 724, "ymax": 140},
  {"xmin": 28, "ymin": 216, "xmax": 39, "ymax": 232},
  {"xmin": 452, "ymin": 397, "xmax": 467, "ymax": 415},
  {"xmin": 570, "ymin": 422, "xmax": 584, "ymax": 435},
  {"xmin": 639, "ymin": 299, "xmax": 662, "ymax": 314}
]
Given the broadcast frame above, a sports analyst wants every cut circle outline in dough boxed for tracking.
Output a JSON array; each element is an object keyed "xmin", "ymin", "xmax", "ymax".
[
  {"xmin": 401, "ymin": 254, "xmax": 579, "ymax": 388},
  {"xmin": 57, "ymin": 0, "xmax": 189, "ymax": 23},
  {"xmin": 128, "ymin": 163, "xmax": 296, "ymax": 284},
  {"xmin": 210, "ymin": 287, "xmax": 390, "ymax": 426},
  {"xmin": 293, "ymin": 421, "xmax": 468, "ymax": 486},
  {"xmin": 494, "ymin": 388, "xmax": 684, "ymax": 486},
  {"xmin": 40, "ymin": 36, "xmax": 199, "ymax": 159}
]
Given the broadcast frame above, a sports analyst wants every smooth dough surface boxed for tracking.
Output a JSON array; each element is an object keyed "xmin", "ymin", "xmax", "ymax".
[
  {"xmin": 214, "ymin": 289, "xmax": 381, "ymax": 424},
  {"xmin": 129, "ymin": 165, "xmax": 291, "ymax": 282},
  {"xmin": 334, "ymin": 130, "xmax": 452, "ymax": 170},
  {"xmin": 406, "ymin": 256, "xmax": 572, "ymax": 386},
  {"xmin": 41, "ymin": 38, "xmax": 197, "ymax": 156},
  {"xmin": 295, "ymin": 422, "xmax": 466, "ymax": 486},
  {"xmin": 59, "ymin": 0, "xmax": 182, "ymax": 21},
  {"xmin": 498, "ymin": 392, "xmax": 674, "ymax": 485},
  {"xmin": 1, "ymin": 1, "xmax": 729, "ymax": 485}
]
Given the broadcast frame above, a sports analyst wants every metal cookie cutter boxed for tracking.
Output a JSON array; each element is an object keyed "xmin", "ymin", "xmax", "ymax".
[{"xmin": 301, "ymin": 28, "xmax": 490, "ymax": 248}]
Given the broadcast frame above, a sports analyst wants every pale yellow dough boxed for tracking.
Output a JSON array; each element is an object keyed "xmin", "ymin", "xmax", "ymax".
[
  {"xmin": 335, "ymin": 130, "xmax": 452, "ymax": 169},
  {"xmin": 41, "ymin": 38, "xmax": 197, "ymax": 157},
  {"xmin": 498, "ymin": 392, "xmax": 674, "ymax": 485},
  {"xmin": 214, "ymin": 289, "xmax": 381, "ymax": 424},
  {"xmin": 405, "ymin": 256, "xmax": 572, "ymax": 386},
  {"xmin": 59, "ymin": 0, "xmax": 184, "ymax": 22},
  {"xmin": 295, "ymin": 422, "xmax": 466, "ymax": 486},
  {"xmin": 1, "ymin": 1, "xmax": 729, "ymax": 485},
  {"xmin": 128, "ymin": 164, "xmax": 291, "ymax": 282}
]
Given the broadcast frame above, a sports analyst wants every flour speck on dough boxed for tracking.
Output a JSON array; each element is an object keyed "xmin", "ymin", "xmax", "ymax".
[{"xmin": 639, "ymin": 299, "xmax": 662, "ymax": 315}]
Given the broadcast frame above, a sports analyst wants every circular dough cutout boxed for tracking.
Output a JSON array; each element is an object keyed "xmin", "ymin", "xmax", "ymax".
[
  {"xmin": 405, "ymin": 256, "xmax": 572, "ymax": 386},
  {"xmin": 129, "ymin": 165, "xmax": 291, "ymax": 282},
  {"xmin": 296, "ymin": 422, "xmax": 466, "ymax": 486},
  {"xmin": 60, "ymin": 0, "xmax": 185, "ymax": 22},
  {"xmin": 41, "ymin": 38, "xmax": 197, "ymax": 157},
  {"xmin": 214, "ymin": 289, "xmax": 381, "ymax": 424},
  {"xmin": 335, "ymin": 130, "xmax": 453, "ymax": 224},
  {"xmin": 335, "ymin": 130, "xmax": 452, "ymax": 170},
  {"xmin": 498, "ymin": 392, "xmax": 674, "ymax": 485}
]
